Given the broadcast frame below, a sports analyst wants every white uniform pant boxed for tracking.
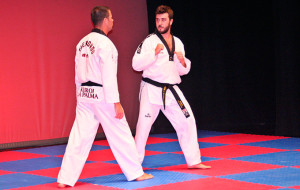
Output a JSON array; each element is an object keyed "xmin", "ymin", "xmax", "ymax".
[
  {"xmin": 135, "ymin": 85, "xmax": 202, "ymax": 166},
  {"xmin": 57, "ymin": 101, "xmax": 144, "ymax": 186}
]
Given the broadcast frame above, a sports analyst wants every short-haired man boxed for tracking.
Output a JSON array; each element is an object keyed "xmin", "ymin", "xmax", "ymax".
[
  {"xmin": 57, "ymin": 6, "xmax": 153, "ymax": 188},
  {"xmin": 132, "ymin": 5, "xmax": 211, "ymax": 169}
]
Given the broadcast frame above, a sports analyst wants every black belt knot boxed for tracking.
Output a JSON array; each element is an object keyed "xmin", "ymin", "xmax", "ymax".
[
  {"xmin": 142, "ymin": 77, "xmax": 190, "ymax": 118},
  {"xmin": 81, "ymin": 81, "xmax": 103, "ymax": 87}
]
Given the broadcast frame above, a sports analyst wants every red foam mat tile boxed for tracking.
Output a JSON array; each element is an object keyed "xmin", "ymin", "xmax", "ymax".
[
  {"xmin": 146, "ymin": 137, "xmax": 178, "ymax": 144},
  {"xmin": 93, "ymin": 139, "xmax": 110, "ymax": 146},
  {"xmin": 145, "ymin": 150, "xmax": 166, "ymax": 156},
  {"xmin": 157, "ymin": 159, "xmax": 284, "ymax": 176},
  {"xmin": 93, "ymin": 137, "xmax": 176, "ymax": 148},
  {"xmin": 137, "ymin": 177, "xmax": 281, "ymax": 190},
  {"xmin": 0, "ymin": 151, "xmax": 48, "ymax": 162},
  {"xmin": 23, "ymin": 167, "xmax": 60, "ymax": 178},
  {"xmin": 86, "ymin": 149, "xmax": 116, "ymax": 162},
  {"xmin": 0, "ymin": 169, "xmax": 14, "ymax": 175},
  {"xmin": 201, "ymin": 145, "xmax": 286, "ymax": 158},
  {"xmin": 24, "ymin": 162, "xmax": 123, "ymax": 180},
  {"xmin": 9, "ymin": 182, "xmax": 119, "ymax": 190},
  {"xmin": 198, "ymin": 133, "xmax": 288, "ymax": 144},
  {"xmin": 79, "ymin": 162, "xmax": 123, "ymax": 179},
  {"xmin": 290, "ymin": 185, "xmax": 300, "ymax": 189}
]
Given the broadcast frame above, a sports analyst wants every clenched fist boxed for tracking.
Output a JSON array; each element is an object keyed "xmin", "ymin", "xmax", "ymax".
[
  {"xmin": 155, "ymin": 44, "xmax": 164, "ymax": 55},
  {"xmin": 175, "ymin": 51, "xmax": 186, "ymax": 67},
  {"xmin": 114, "ymin": 102, "xmax": 124, "ymax": 119}
]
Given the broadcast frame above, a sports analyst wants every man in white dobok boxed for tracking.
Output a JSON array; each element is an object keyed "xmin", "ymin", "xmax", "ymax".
[
  {"xmin": 57, "ymin": 6, "xmax": 153, "ymax": 188},
  {"xmin": 132, "ymin": 5, "xmax": 211, "ymax": 170}
]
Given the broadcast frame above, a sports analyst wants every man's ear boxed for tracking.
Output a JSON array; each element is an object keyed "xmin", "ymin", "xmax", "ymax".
[
  {"xmin": 170, "ymin": 19, "xmax": 173, "ymax": 26},
  {"xmin": 102, "ymin": 17, "xmax": 107, "ymax": 26}
]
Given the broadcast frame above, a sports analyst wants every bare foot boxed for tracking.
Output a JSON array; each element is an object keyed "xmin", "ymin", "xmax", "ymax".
[
  {"xmin": 136, "ymin": 173, "xmax": 154, "ymax": 181},
  {"xmin": 57, "ymin": 183, "xmax": 69, "ymax": 188},
  {"xmin": 188, "ymin": 163, "xmax": 211, "ymax": 169}
]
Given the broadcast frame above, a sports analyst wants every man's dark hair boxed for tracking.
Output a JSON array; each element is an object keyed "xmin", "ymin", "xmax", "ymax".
[
  {"xmin": 91, "ymin": 6, "xmax": 110, "ymax": 26},
  {"xmin": 155, "ymin": 5, "xmax": 174, "ymax": 19}
]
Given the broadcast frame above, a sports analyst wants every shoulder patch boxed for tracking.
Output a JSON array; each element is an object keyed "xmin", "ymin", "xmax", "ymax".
[{"xmin": 137, "ymin": 33, "xmax": 155, "ymax": 54}]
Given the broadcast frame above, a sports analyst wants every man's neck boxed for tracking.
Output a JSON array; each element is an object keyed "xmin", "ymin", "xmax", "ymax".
[
  {"xmin": 161, "ymin": 31, "xmax": 172, "ymax": 41},
  {"xmin": 95, "ymin": 26, "xmax": 108, "ymax": 35}
]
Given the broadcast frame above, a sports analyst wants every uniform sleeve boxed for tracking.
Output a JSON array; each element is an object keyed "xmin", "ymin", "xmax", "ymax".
[
  {"xmin": 174, "ymin": 43, "xmax": 191, "ymax": 76},
  {"xmin": 132, "ymin": 37, "xmax": 156, "ymax": 71},
  {"xmin": 99, "ymin": 44, "xmax": 120, "ymax": 103},
  {"xmin": 74, "ymin": 46, "xmax": 85, "ymax": 91}
]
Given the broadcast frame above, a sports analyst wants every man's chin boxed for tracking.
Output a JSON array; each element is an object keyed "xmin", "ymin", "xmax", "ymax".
[{"xmin": 158, "ymin": 29, "xmax": 167, "ymax": 34}]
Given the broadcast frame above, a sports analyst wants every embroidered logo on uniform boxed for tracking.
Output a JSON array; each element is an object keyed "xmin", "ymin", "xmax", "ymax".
[
  {"xmin": 182, "ymin": 108, "xmax": 190, "ymax": 118},
  {"xmin": 137, "ymin": 42, "xmax": 143, "ymax": 54},
  {"xmin": 78, "ymin": 87, "xmax": 98, "ymax": 99},
  {"xmin": 136, "ymin": 33, "xmax": 154, "ymax": 54},
  {"xmin": 82, "ymin": 54, "xmax": 89, "ymax": 58},
  {"xmin": 145, "ymin": 113, "xmax": 151, "ymax": 118},
  {"xmin": 79, "ymin": 40, "xmax": 95, "ymax": 54}
]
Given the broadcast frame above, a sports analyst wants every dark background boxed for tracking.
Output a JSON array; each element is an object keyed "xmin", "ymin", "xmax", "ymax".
[{"xmin": 147, "ymin": 0, "xmax": 299, "ymax": 137}]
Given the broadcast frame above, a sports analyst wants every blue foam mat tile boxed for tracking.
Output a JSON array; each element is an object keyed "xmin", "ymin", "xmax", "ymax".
[
  {"xmin": 219, "ymin": 167, "xmax": 300, "ymax": 187},
  {"xmin": 16, "ymin": 144, "xmax": 109, "ymax": 156},
  {"xmin": 241, "ymin": 138, "xmax": 300, "ymax": 150},
  {"xmin": 0, "ymin": 157, "xmax": 63, "ymax": 172},
  {"xmin": 142, "ymin": 153, "xmax": 186, "ymax": 168},
  {"xmin": 105, "ymin": 153, "xmax": 218, "ymax": 169},
  {"xmin": 0, "ymin": 173, "xmax": 56, "ymax": 190},
  {"xmin": 231, "ymin": 151, "xmax": 300, "ymax": 166},
  {"xmin": 142, "ymin": 153, "xmax": 217, "ymax": 169},
  {"xmin": 145, "ymin": 141, "xmax": 225, "ymax": 153},
  {"xmin": 90, "ymin": 144, "xmax": 110, "ymax": 151},
  {"xmin": 79, "ymin": 169, "xmax": 208, "ymax": 189},
  {"xmin": 149, "ymin": 130, "xmax": 236, "ymax": 140},
  {"xmin": 104, "ymin": 153, "xmax": 186, "ymax": 168},
  {"xmin": 197, "ymin": 130, "xmax": 236, "ymax": 138},
  {"xmin": 198, "ymin": 141, "xmax": 227, "ymax": 149},
  {"xmin": 145, "ymin": 142, "xmax": 182, "ymax": 152},
  {"xmin": 149, "ymin": 133, "xmax": 178, "ymax": 139}
]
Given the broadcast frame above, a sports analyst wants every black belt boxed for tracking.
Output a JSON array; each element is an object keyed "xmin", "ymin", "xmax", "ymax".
[
  {"xmin": 81, "ymin": 81, "xmax": 103, "ymax": 87},
  {"xmin": 142, "ymin": 77, "xmax": 190, "ymax": 118}
]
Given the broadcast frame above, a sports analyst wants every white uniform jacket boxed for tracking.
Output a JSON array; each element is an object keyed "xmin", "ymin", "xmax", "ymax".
[
  {"xmin": 75, "ymin": 28, "xmax": 119, "ymax": 104},
  {"xmin": 132, "ymin": 33, "xmax": 191, "ymax": 106}
]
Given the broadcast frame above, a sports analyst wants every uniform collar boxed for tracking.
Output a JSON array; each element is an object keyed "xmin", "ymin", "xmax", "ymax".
[
  {"xmin": 155, "ymin": 29, "xmax": 175, "ymax": 61},
  {"xmin": 91, "ymin": 28, "xmax": 107, "ymax": 36}
]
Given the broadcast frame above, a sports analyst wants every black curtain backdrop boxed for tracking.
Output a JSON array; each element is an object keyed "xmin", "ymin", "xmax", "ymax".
[{"xmin": 147, "ymin": 0, "xmax": 299, "ymax": 137}]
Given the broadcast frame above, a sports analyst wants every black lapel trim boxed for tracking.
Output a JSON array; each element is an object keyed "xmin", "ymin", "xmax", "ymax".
[
  {"xmin": 91, "ymin": 28, "xmax": 107, "ymax": 36},
  {"xmin": 137, "ymin": 33, "xmax": 154, "ymax": 54},
  {"xmin": 155, "ymin": 29, "xmax": 175, "ymax": 61}
]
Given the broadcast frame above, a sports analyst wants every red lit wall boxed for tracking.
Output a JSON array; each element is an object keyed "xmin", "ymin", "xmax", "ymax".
[{"xmin": 0, "ymin": 0, "xmax": 148, "ymax": 144}]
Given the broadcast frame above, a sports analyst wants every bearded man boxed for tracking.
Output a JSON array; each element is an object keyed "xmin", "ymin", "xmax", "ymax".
[{"xmin": 132, "ymin": 5, "xmax": 211, "ymax": 169}]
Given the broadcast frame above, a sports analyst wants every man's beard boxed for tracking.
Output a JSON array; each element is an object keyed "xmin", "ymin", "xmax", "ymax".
[{"xmin": 157, "ymin": 25, "xmax": 170, "ymax": 34}]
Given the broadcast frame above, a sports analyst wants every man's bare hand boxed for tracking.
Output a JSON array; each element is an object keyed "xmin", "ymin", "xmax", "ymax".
[
  {"xmin": 174, "ymin": 51, "xmax": 186, "ymax": 67},
  {"xmin": 155, "ymin": 44, "xmax": 164, "ymax": 55},
  {"xmin": 114, "ymin": 102, "xmax": 124, "ymax": 119}
]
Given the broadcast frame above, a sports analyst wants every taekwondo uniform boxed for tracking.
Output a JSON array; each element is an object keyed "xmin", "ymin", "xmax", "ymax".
[
  {"xmin": 132, "ymin": 31, "xmax": 202, "ymax": 166},
  {"xmin": 57, "ymin": 28, "xmax": 144, "ymax": 187}
]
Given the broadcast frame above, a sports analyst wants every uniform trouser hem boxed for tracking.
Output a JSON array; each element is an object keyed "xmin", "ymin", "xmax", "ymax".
[
  {"xmin": 57, "ymin": 179, "xmax": 75, "ymax": 187},
  {"xmin": 187, "ymin": 159, "xmax": 202, "ymax": 167},
  {"xmin": 126, "ymin": 170, "xmax": 144, "ymax": 181},
  {"xmin": 57, "ymin": 169, "xmax": 144, "ymax": 186},
  {"xmin": 57, "ymin": 101, "xmax": 144, "ymax": 187},
  {"xmin": 136, "ymin": 84, "xmax": 202, "ymax": 167}
]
